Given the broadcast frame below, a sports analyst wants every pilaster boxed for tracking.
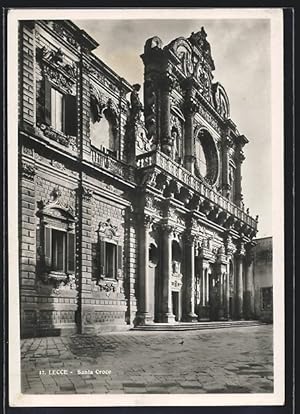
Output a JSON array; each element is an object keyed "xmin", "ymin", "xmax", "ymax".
[
  {"xmin": 183, "ymin": 233, "xmax": 198, "ymax": 322},
  {"xmin": 198, "ymin": 259, "xmax": 210, "ymax": 321},
  {"xmin": 235, "ymin": 240, "xmax": 246, "ymax": 320},
  {"xmin": 77, "ymin": 186, "xmax": 94, "ymax": 333},
  {"xmin": 244, "ymin": 246, "xmax": 255, "ymax": 319},
  {"xmin": 160, "ymin": 223, "xmax": 176, "ymax": 323}
]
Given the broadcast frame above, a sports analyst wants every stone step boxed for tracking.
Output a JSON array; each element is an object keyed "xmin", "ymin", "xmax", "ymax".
[{"xmin": 131, "ymin": 320, "xmax": 267, "ymax": 331}]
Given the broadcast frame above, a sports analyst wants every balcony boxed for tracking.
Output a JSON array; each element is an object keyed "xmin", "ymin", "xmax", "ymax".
[
  {"xmin": 136, "ymin": 150, "xmax": 257, "ymax": 232},
  {"xmin": 90, "ymin": 146, "xmax": 135, "ymax": 183}
]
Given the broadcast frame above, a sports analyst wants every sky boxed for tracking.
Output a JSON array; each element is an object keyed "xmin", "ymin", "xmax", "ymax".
[{"xmin": 75, "ymin": 18, "xmax": 272, "ymax": 237}]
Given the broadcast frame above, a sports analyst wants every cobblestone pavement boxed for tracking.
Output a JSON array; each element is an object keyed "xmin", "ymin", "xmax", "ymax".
[{"xmin": 21, "ymin": 325, "xmax": 273, "ymax": 394}]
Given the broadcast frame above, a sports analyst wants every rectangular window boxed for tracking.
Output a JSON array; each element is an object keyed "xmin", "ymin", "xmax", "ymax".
[
  {"xmin": 105, "ymin": 242, "xmax": 116, "ymax": 278},
  {"xmin": 51, "ymin": 229, "xmax": 66, "ymax": 272},
  {"xmin": 51, "ymin": 88, "xmax": 64, "ymax": 132},
  {"xmin": 44, "ymin": 227, "xmax": 75, "ymax": 274},
  {"xmin": 98, "ymin": 240, "xmax": 122, "ymax": 279}
]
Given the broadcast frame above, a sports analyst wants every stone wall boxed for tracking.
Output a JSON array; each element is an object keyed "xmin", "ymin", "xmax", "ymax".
[{"xmin": 253, "ymin": 237, "xmax": 273, "ymax": 322}]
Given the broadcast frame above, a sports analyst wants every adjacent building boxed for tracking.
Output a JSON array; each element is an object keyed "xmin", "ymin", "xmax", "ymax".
[
  {"xmin": 19, "ymin": 20, "xmax": 259, "ymax": 337},
  {"xmin": 253, "ymin": 237, "xmax": 273, "ymax": 322}
]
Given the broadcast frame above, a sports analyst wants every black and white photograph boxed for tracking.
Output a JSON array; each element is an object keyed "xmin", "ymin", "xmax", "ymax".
[{"xmin": 7, "ymin": 8, "xmax": 284, "ymax": 407}]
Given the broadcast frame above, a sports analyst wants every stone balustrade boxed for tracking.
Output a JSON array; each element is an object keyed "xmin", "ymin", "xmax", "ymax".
[
  {"xmin": 136, "ymin": 149, "xmax": 257, "ymax": 232},
  {"xmin": 91, "ymin": 147, "xmax": 135, "ymax": 182}
]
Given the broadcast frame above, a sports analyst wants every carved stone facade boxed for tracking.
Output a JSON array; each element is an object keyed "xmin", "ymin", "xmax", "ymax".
[{"xmin": 19, "ymin": 20, "xmax": 258, "ymax": 337}]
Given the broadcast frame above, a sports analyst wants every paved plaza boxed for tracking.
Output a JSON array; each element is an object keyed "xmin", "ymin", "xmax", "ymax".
[{"xmin": 21, "ymin": 325, "xmax": 273, "ymax": 394}]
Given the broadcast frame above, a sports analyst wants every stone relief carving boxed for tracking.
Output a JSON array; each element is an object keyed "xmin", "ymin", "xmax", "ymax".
[
  {"xmin": 36, "ymin": 46, "xmax": 77, "ymax": 94},
  {"xmin": 129, "ymin": 83, "xmax": 144, "ymax": 122},
  {"xmin": 51, "ymin": 22, "xmax": 81, "ymax": 50},
  {"xmin": 97, "ymin": 218, "xmax": 120, "ymax": 240},
  {"xmin": 197, "ymin": 104, "xmax": 222, "ymax": 135},
  {"xmin": 22, "ymin": 146, "xmax": 34, "ymax": 157},
  {"xmin": 37, "ymin": 186, "xmax": 76, "ymax": 218},
  {"xmin": 92, "ymin": 280, "xmax": 117, "ymax": 297},
  {"xmin": 21, "ymin": 162, "xmax": 35, "ymax": 180},
  {"xmin": 89, "ymin": 68, "xmax": 119, "ymax": 94},
  {"xmin": 37, "ymin": 124, "xmax": 77, "ymax": 149}
]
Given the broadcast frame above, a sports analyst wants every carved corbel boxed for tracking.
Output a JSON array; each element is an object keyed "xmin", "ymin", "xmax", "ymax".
[
  {"xmin": 187, "ymin": 194, "xmax": 200, "ymax": 210},
  {"xmin": 200, "ymin": 199, "xmax": 213, "ymax": 216}
]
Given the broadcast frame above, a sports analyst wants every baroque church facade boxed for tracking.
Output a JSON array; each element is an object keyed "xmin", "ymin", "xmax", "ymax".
[{"xmin": 19, "ymin": 20, "xmax": 258, "ymax": 337}]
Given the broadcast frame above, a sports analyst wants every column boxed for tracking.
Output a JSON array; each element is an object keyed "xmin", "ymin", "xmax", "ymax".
[
  {"xmin": 234, "ymin": 144, "xmax": 246, "ymax": 207},
  {"xmin": 202, "ymin": 269, "xmax": 206, "ymax": 306},
  {"xmin": 244, "ymin": 253, "xmax": 254, "ymax": 319},
  {"xmin": 183, "ymin": 79, "xmax": 197, "ymax": 174},
  {"xmin": 218, "ymin": 273, "xmax": 225, "ymax": 320},
  {"xmin": 136, "ymin": 214, "xmax": 153, "ymax": 325},
  {"xmin": 206, "ymin": 270, "xmax": 210, "ymax": 304},
  {"xmin": 199, "ymin": 261, "xmax": 210, "ymax": 321},
  {"xmin": 221, "ymin": 133, "xmax": 231, "ymax": 198},
  {"xmin": 235, "ymin": 254, "xmax": 244, "ymax": 320},
  {"xmin": 160, "ymin": 74, "xmax": 174, "ymax": 156},
  {"xmin": 224, "ymin": 266, "xmax": 230, "ymax": 320},
  {"xmin": 161, "ymin": 224, "xmax": 175, "ymax": 323},
  {"xmin": 184, "ymin": 234, "xmax": 198, "ymax": 322}
]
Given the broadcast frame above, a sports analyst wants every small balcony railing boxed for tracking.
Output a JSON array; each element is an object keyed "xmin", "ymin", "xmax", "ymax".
[{"xmin": 91, "ymin": 146, "xmax": 135, "ymax": 182}]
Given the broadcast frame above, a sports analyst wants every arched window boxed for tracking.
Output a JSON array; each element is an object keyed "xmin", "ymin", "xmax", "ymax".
[
  {"xmin": 195, "ymin": 138, "xmax": 207, "ymax": 176},
  {"xmin": 90, "ymin": 107, "xmax": 118, "ymax": 156}
]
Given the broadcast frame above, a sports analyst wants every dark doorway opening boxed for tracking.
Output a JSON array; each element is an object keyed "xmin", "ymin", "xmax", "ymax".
[
  {"xmin": 229, "ymin": 297, "xmax": 233, "ymax": 320},
  {"xmin": 172, "ymin": 291, "xmax": 179, "ymax": 321}
]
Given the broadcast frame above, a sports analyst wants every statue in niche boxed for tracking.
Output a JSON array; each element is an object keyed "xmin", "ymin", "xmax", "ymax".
[
  {"xmin": 172, "ymin": 260, "xmax": 181, "ymax": 275},
  {"xmin": 171, "ymin": 129, "xmax": 179, "ymax": 161},
  {"xmin": 130, "ymin": 83, "xmax": 144, "ymax": 122}
]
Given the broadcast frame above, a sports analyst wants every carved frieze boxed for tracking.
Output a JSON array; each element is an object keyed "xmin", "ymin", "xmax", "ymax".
[
  {"xmin": 197, "ymin": 103, "xmax": 222, "ymax": 135},
  {"xmin": 89, "ymin": 68, "xmax": 119, "ymax": 94},
  {"xmin": 22, "ymin": 146, "xmax": 34, "ymax": 157},
  {"xmin": 51, "ymin": 22, "xmax": 81, "ymax": 50},
  {"xmin": 36, "ymin": 123, "xmax": 77, "ymax": 150}
]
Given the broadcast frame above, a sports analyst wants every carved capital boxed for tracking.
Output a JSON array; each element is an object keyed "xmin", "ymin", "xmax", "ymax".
[
  {"xmin": 235, "ymin": 240, "xmax": 246, "ymax": 257},
  {"xmin": 235, "ymin": 150, "xmax": 245, "ymax": 164},
  {"xmin": 160, "ymin": 73, "xmax": 177, "ymax": 92},
  {"xmin": 21, "ymin": 162, "xmax": 35, "ymax": 181},
  {"xmin": 160, "ymin": 223, "xmax": 176, "ymax": 235},
  {"xmin": 143, "ymin": 214, "xmax": 155, "ymax": 229},
  {"xmin": 184, "ymin": 232, "xmax": 196, "ymax": 246},
  {"xmin": 184, "ymin": 97, "xmax": 199, "ymax": 115}
]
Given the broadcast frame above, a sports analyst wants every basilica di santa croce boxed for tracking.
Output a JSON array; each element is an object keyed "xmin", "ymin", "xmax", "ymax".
[{"xmin": 19, "ymin": 20, "xmax": 260, "ymax": 338}]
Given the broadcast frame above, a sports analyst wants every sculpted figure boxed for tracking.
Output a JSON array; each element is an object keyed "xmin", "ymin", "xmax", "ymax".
[{"xmin": 130, "ymin": 84, "xmax": 144, "ymax": 121}]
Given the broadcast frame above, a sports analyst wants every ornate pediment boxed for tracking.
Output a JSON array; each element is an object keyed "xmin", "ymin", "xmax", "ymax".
[
  {"xmin": 37, "ymin": 187, "xmax": 76, "ymax": 223},
  {"xmin": 97, "ymin": 219, "xmax": 120, "ymax": 241},
  {"xmin": 189, "ymin": 27, "xmax": 215, "ymax": 70},
  {"xmin": 36, "ymin": 46, "xmax": 77, "ymax": 94}
]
